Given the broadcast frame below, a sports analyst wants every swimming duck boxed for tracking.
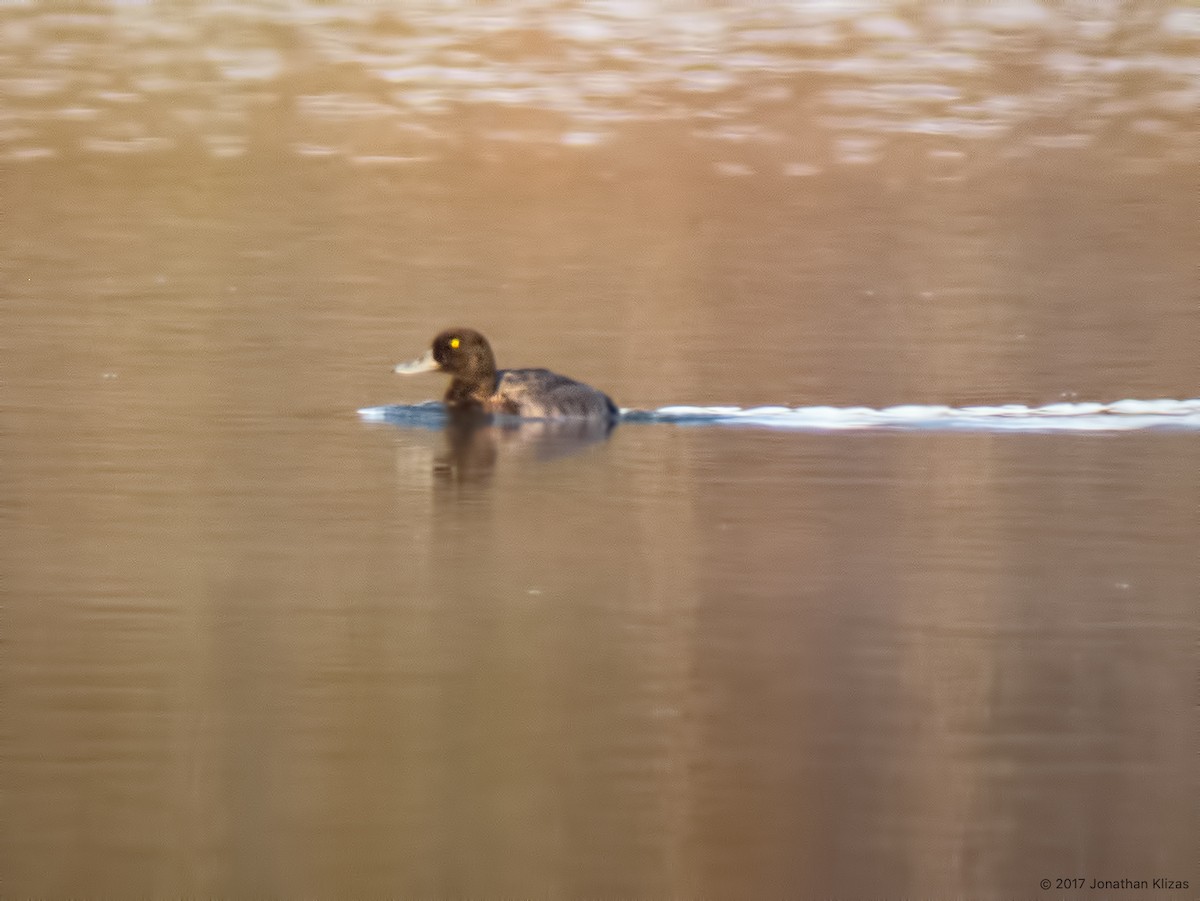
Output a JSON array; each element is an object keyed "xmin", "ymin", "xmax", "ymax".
[{"xmin": 394, "ymin": 328, "xmax": 618, "ymax": 421}]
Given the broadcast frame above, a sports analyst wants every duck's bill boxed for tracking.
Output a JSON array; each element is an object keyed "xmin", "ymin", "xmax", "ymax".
[{"xmin": 394, "ymin": 349, "xmax": 440, "ymax": 375}]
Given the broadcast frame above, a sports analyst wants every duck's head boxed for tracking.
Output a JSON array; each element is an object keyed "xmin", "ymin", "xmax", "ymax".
[{"xmin": 394, "ymin": 328, "xmax": 497, "ymax": 381}]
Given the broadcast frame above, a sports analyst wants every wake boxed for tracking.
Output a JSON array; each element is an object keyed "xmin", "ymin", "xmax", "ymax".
[{"xmin": 360, "ymin": 398, "xmax": 1200, "ymax": 432}]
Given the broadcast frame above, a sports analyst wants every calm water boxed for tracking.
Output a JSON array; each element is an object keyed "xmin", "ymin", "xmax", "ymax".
[{"xmin": 4, "ymin": 3, "xmax": 1198, "ymax": 898}]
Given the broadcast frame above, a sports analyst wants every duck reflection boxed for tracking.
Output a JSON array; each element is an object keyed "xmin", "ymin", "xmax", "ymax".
[{"xmin": 433, "ymin": 411, "xmax": 616, "ymax": 484}]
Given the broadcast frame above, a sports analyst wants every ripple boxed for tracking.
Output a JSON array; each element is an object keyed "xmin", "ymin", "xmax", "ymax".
[
  {"xmin": 349, "ymin": 153, "xmax": 434, "ymax": 165},
  {"xmin": 628, "ymin": 399, "xmax": 1200, "ymax": 432},
  {"xmin": 2, "ymin": 76, "xmax": 69, "ymax": 97},
  {"xmin": 560, "ymin": 130, "xmax": 605, "ymax": 146},
  {"xmin": 1162, "ymin": 9, "xmax": 1200, "ymax": 38},
  {"xmin": 292, "ymin": 142, "xmax": 338, "ymax": 157},
  {"xmin": 714, "ymin": 161, "xmax": 754, "ymax": 176},
  {"xmin": 81, "ymin": 135, "xmax": 173, "ymax": 154},
  {"xmin": 297, "ymin": 94, "xmax": 397, "ymax": 120},
  {"xmin": 0, "ymin": 2, "xmax": 1195, "ymax": 169},
  {"xmin": 8, "ymin": 146, "xmax": 57, "ymax": 161},
  {"xmin": 204, "ymin": 136, "xmax": 247, "ymax": 158},
  {"xmin": 360, "ymin": 399, "xmax": 1200, "ymax": 433},
  {"xmin": 52, "ymin": 106, "xmax": 100, "ymax": 121},
  {"xmin": 677, "ymin": 69, "xmax": 737, "ymax": 93}
]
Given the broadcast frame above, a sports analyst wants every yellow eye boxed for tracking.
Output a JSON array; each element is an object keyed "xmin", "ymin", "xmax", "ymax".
[{"xmin": 449, "ymin": 337, "xmax": 460, "ymax": 349}]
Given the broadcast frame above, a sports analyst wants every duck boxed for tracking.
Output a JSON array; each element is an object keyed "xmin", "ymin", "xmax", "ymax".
[{"xmin": 394, "ymin": 328, "xmax": 619, "ymax": 421}]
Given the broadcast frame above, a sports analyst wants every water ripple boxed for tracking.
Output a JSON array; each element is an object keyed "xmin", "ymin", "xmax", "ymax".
[
  {"xmin": 0, "ymin": 2, "xmax": 1196, "ymax": 167},
  {"xmin": 361, "ymin": 399, "xmax": 1200, "ymax": 433}
]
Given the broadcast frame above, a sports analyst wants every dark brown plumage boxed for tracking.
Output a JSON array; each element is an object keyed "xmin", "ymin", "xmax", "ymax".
[{"xmin": 395, "ymin": 328, "xmax": 618, "ymax": 421}]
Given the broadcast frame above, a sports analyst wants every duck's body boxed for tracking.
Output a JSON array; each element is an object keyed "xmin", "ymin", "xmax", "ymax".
[{"xmin": 395, "ymin": 328, "xmax": 618, "ymax": 421}]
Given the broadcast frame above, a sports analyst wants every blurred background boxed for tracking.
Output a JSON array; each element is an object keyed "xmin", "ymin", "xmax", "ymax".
[{"xmin": 3, "ymin": 2, "xmax": 1197, "ymax": 898}]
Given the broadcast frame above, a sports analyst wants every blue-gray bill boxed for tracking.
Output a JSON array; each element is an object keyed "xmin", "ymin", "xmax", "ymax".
[{"xmin": 394, "ymin": 349, "xmax": 440, "ymax": 375}]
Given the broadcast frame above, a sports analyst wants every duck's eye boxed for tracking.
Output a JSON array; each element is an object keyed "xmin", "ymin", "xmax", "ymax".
[{"xmin": 449, "ymin": 337, "xmax": 460, "ymax": 349}]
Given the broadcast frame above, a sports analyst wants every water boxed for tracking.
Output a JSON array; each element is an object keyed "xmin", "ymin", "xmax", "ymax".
[
  {"xmin": 4, "ymin": 3, "xmax": 1198, "ymax": 897},
  {"xmin": 364, "ymin": 398, "xmax": 1200, "ymax": 431}
]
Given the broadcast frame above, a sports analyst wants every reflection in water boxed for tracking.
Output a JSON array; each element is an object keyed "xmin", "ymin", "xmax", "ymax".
[
  {"xmin": 436, "ymin": 414, "xmax": 500, "ymax": 485},
  {"xmin": 435, "ymin": 414, "xmax": 615, "ymax": 484},
  {"xmin": 368, "ymin": 405, "xmax": 617, "ymax": 485}
]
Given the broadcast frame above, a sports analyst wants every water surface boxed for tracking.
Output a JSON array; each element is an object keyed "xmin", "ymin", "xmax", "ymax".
[{"xmin": 4, "ymin": 3, "xmax": 1198, "ymax": 897}]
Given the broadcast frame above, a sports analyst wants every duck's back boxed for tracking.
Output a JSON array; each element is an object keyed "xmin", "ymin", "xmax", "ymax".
[{"xmin": 493, "ymin": 368, "xmax": 618, "ymax": 420}]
